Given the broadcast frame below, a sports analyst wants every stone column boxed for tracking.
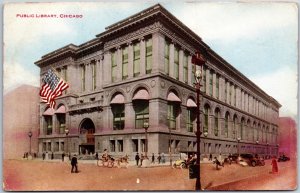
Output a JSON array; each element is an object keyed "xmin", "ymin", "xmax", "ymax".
[
  {"xmin": 140, "ymin": 38, "xmax": 146, "ymax": 76},
  {"xmin": 125, "ymin": 103, "xmax": 135, "ymax": 129},
  {"xmin": 205, "ymin": 68, "xmax": 210, "ymax": 95},
  {"xmin": 152, "ymin": 32, "xmax": 164, "ymax": 73}
]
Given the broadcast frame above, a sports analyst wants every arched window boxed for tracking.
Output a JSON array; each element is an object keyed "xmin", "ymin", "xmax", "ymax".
[
  {"xmin": 43, "ymin": 107, "xmax": 54, "ymax": 135},
  {"xmin": 186, "ymin": 98, "xmax": 197, "ymax": 132},
  {"xmin": 167, "ymin": 91, "xmax": 181, "ymax": 130},
  {"xmin": 214, "ymin": 108, "xmax": 220, "ymax": 136},
  {"xmin": 111, "ymin": 93, "xmax": 125, "ymax": 130},
  {"xmin": 203, "ymin": 105, "xmax": 210, "ymax": 134},
  {"xmin": 253, "ymin": 122, "xmax": 257, "ymax": 142},
  {"xmin": 225, "ymin": 112, "xmax": 230, "ymax": 138},
  {"xmin": 233, "ymin": 115, "xmax": 238, "ymax": 139},
  {"xmin": 55, "ymin": 105, "xmax": 66, "ymax": 134},
  {"xmin": 240, "ymin": 118, "xmax": 245, "ymax": 140},
  {"xmin": 133, "ymin": 89, "xmax": 150, "ymax": 129}
]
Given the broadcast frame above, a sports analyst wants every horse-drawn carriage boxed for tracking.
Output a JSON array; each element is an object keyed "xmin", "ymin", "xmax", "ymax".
[{"xmin": 97, "ymin": 154, "xmax": 129, "ymax": 168}]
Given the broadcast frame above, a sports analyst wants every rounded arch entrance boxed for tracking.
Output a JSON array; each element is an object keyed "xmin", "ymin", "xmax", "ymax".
[{"xmin": 79, "ymin": 118, "xmax": 95, "ymax": 155}]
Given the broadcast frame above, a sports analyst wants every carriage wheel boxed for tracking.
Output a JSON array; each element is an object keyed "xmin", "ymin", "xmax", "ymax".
[{"xmin": 97, "ymin": 160, "xmax": 103, "ymax": 167}]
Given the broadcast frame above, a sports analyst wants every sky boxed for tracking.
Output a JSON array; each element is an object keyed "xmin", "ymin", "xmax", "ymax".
[{"xmin": 3, "ymin": 1, "xmax": 298, "ymax": 120}]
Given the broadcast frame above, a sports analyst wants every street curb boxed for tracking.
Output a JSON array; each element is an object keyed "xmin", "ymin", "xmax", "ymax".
[{"xmin": 207, "ymin": 164, "xmax": 291, "ymax": 190}]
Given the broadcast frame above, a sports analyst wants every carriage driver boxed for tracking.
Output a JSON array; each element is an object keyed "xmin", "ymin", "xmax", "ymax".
[{"xmin": 102, "ymin": 149, "xmax": 109, "ymax": 161}]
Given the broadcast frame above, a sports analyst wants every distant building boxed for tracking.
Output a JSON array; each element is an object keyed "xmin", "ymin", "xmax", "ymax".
[
  {"xmin": 278, "ymin": 117, "xmax": 297, "ymax": 158},
  {"xmin": 35, "ymin": 4, "xmax": 280, "ymax": 160},
  {"xmin": 3, "ymin": 85, "xmax": 40, "ymax": 159}
]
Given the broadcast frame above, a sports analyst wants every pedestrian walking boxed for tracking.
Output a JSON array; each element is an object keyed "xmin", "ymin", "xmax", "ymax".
[
  {"xmin": 42, "ymin": 152, "xmax": 45, "ymax": 160},
  {"xmin": 209, "ymin": 153, "xmax": 213, "ymax": 161},
  {"xmin": 161, "ymin": 153, "xmax": 165, "ymax": 163},
  {"xmin": 157, "ymin": 153, "xmax": 161, "ymax": 164},
  {"xmin": 151, "ymin": 153, "xmax": 155, "ymax": 164},
  {"xmin": 71, "ymin": 154, "xmax": 78, "ymax": 173},
  {"xmin": 135, "ymin": 153, "xmax": 140, "ymax": 166},
  {"xmin": 271, "ymin": 156, "xmax": 278, "ymax": 174},
  {"xmin": 62, "ymin": 152, "xmax": 65, "ymax": 162},
  {"xmin": 95, "ymin": 152, "xmax": 99, "ymax": 160}
]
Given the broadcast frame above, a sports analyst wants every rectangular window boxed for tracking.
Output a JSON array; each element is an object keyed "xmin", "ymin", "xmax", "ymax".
[
  {"xmin": 122, "ymin": 47, "xmax": 128, "ymax": 79},
  {"xmin": 47, "ymin": 142, "xmax": 52, "ymax": 151},
  {"xmin": 132, "ymin": 139, "xmax": 138, "ymax": 152},
  {"xmin": 81, "ymin": 65, "xmax": 86, "ymax": 91},
  {"xmin": 60, "ymin": 142, "xmax": 64, "ymax": 152},
  {"xmin": 55, "ymin": 142, "xmax": 59, "ymax": 152},
  {"xmin": 183, "ymin": 54, "xmax": 188, "ymax": 83},
  {"xmin": 92, "ymin": 62, "xmax": 96, "ymax": 90},
  {"xmin": 216, "ymin": 75, "xmax": 219, "ymax": 99},
  {"xmin": 164, "ymin": 40, "xmax": 170, "ymax": 75},
  {"xmin": 174, "ymin": 47, "xmax": 179, "ymax": 80},
  {"xmin": 186, "ymin": 108, "xmax": 195, "ymax": 132},
  {"xmin": 146, "ymin": 38, "xmax": 152, "ymax": 74},
  {"xmin": 168, "ymin": 103, "xmax": 177, "ymax": 130},
  {"xmin": 43, "ymin": 142, "xmax": 47, "ymax": 151},
  {"xmin": 112, "ymin": 105, "xmax": 125, "ymax": 130},
  {"xmin": 117, "ymin": 140, "xmax": 123, "ymax": 152},
  {"xmin": 111, "ymin": 51, "xmax": 117, "ymax": 82},
  {"xmin": 45, "ymin": 116, "xmax": 52, "ymax": 135},
  {"xmin": 110, "ymin": 140, "xmax": 116, "ymax": 152},
  {"xmin": 133, "ymin": 43, "xmax": 140, "ymax": 77},
  {"xmin": 209, "ymin": 71, "xmax": 213, "ymax": 96},
  {"xmin": 134, "ymin": 101, "xmax": 149, "ymax": 129},
  {"xmin": 141, "ymin": 139, "xmax": 146, "ymax": 152}
]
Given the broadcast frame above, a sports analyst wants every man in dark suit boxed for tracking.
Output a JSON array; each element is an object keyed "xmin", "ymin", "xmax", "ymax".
[{"xmin": 71, "ymin": 154, "xmax": 78, "ymax": 173}]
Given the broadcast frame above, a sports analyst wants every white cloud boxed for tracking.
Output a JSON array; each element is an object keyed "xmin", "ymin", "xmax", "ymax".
[
  {"xmin": 177, "ymin": 2, "xmax": 297, "ymax": 42},
  {"xmin": 4, "ymin": 62, "xmax": 40, "ymax": 93},
  {"xmin": 3, "ymin": 3, "xmax": 77, "ymax": 47},
  {"xmin": 249, "ymin": 66, "xmax": 298, "ymax": 118}
]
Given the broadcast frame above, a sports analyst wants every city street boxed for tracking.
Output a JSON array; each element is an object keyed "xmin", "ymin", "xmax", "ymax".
[{"xmin": 3, "ymin": 158, "xmax": 297, "ymax": 191}]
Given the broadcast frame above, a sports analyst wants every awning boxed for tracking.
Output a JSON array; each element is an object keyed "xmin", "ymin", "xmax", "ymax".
[
  {"xmin": 111, "ymin": 94, "xmax": 125, "ymax": 104},
  {"xmin": 167, "ymin": 92, "xmax": 181, "ymax": 102},
  {"xmin": 132, "ymin": 89, "xmax": 149, "ymax": 100},
  {"xmin": 187, "ymin": 98, "xmax": 197, "ymax": 107},
  {"xmin": 43, "ymin": 108, "xmax": 55, "ymax": 116},
  {"xmin": 55, "ymin": 105, "xmax": 66, "ymax": 114}
]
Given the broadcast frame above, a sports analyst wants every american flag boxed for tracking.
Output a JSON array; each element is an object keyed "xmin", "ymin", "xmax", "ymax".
[{"xmin": 39, "ymin": 68, "xmax": 69, "ymax": 108}]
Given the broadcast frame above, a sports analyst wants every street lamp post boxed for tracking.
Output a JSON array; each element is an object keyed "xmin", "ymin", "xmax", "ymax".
[
  {"xmin": 143, "ymin": 121, "xmax": 149, "ymax": 159},
  {"xmin": 28, "ymin": 131, "xmax": 32, "ymax": 156},
  {"xmin": 192, "ymin": 51, "xmax": 206, "ymax": 191},
  {"xmin": 65, "ymin": 128, "xmax": 69, "ymax": 160}
]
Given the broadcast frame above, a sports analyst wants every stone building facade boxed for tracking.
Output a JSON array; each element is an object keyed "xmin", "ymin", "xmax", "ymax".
[{"xmin": 35, "ymin": 4, "xmax": 280, "ymax": 160}]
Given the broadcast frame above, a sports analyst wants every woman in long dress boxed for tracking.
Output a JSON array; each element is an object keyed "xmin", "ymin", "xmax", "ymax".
[{"xmin": 271, "ymin": 156, "xmax": 278, "ymax": 173}]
